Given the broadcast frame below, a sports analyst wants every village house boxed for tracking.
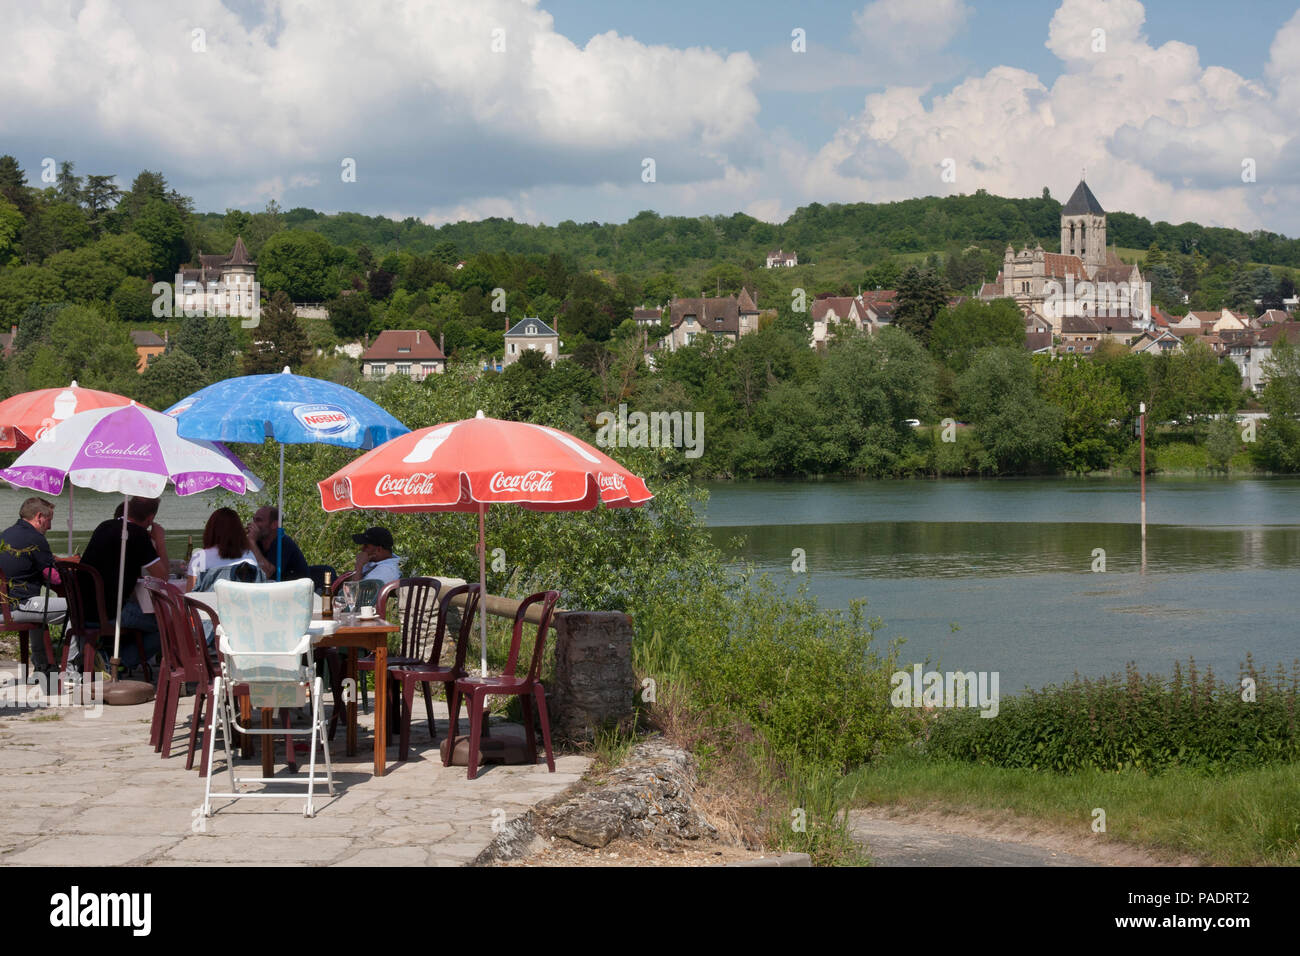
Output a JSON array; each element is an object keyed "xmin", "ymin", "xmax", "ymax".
[
  {"xmin": 503, "ymin": 317, "xmax": 559, "ymax": 366},
  {"xmin": 1222, "ymin": 322, "xmax": 1300, "ymax": 393},
  {"xmin": 766, "ymin": 249, "xmax": 797, "ymax": 268},
  {"xmin": 633, "ymin": 307, "xmax": 664, "ymax": 328},
  {"xmin": 130, "ymin": 329, "xmax": 167, "ymax": 373},
  {"xmin": 175, "ymin": 236, "xmax": 258, "ymax": 317},
  {"xmin": 360, "ymin": 329, "xmax": 446, "ymax": 380},
  {"xmin": 1130, "ymin": 329, "xmax": 1184, "ymax": 355},
  {"xmin": 661, "ymin": 288, "xmax": 760, "ymax": 352}
]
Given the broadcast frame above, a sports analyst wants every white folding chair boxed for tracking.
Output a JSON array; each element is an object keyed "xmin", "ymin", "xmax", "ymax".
[{"xmin": 202, "ymin": 579, "xmax": 334, "ymax": 818}]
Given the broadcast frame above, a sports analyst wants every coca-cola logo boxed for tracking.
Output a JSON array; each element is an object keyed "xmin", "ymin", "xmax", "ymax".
[
  {"xmin": 374, "ymin": 472, "xmax": 437, "ymax": 498},
  {"xmin": 597, "ymin": 472, "xmax": 626, "ymax": 492},
  {"xmin": 293, "ymin": 403, "xmax": 352, "ymax": 435},
  {"xmin": 488, "ymin": 470, "xmax": 555, "ymax": 494},
  {"xmin": 332, "ymin": 479, "xmax": 349, "ymax": 501}
]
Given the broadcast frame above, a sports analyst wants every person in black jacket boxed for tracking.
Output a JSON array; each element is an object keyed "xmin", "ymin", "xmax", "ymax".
[{"xmin": 0, "ymin": 497, "xmax": 68, "ymax": 672}]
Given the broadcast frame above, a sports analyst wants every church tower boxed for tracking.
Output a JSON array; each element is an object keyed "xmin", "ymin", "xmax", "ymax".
[{"xmin": 1059, "ymin": 180, "xmax": 1106, "ymax": 271}]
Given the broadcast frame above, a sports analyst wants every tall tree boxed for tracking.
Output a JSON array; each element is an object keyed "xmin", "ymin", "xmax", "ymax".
[
  {"xmin": 82, "ymin": 175, "xmax": 121, "ymax": 235},
  {"xmin": 244, "ymin": 291, "xmax": 310, "ymax": 373},
  {"xmin": 894, "ymin": 266, "xmax": 949, "ymax": 346},
  {"xmin": 0, "ymin": 155, "xmax": 29, "ymax": 213},
  {"xmin": 56, "ymin": 161, "xmax": 82, "ymax": 205},
  {"xmin": 174, "ymin": 314, "xmax": 240, "ymax": 383}
]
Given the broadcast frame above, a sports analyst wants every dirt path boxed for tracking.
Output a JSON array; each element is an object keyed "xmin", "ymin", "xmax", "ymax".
[{"xmin": 850, "ymin": 806, "xmax": 1203, "ymax": 867}]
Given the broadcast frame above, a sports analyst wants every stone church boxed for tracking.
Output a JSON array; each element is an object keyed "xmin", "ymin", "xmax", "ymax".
[{"xmin": 979, "ymin": 180, "xmax": 1147, "ymax": 334}]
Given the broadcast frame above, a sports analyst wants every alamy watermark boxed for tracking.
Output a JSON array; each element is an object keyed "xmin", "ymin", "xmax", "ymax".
[
  {"xmin": 890, "ymin": 664, "xmax": 1000, "ymax": 718},
  {"xmin": 594, "ymin": 404, "xmax": 704, "ymax": 459},
  {"xmin": 152, "ymin": 275, "xmax": 261, "ymax": 328},
  {"xmin": 1, "ymin": 670, "xmax": 104, "ymax": 718},
  {"xmin": 1041, "ymin": 276, "xmax": 1151, "ymax": 321}
]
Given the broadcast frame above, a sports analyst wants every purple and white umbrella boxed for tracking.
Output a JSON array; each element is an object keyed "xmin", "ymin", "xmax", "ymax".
[{"xmin": 0, "ymin": 403, "xmax": 261, "ymax": 678}]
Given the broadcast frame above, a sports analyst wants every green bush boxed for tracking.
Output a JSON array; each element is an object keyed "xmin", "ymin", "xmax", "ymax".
[{"xmin": 925, "ymin": 657, "xmax": 1300, "ymax": 775}]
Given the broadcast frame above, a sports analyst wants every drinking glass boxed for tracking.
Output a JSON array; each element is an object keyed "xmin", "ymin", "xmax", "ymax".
[{"xmin": 339, "ymin": 581, "xmax": 357, "ymax": 624}]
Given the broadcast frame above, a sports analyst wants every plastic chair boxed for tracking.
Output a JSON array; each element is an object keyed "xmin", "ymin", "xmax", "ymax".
[
  {"xmin": 0, "ymin": 569, "xmax": 57, "ymax": 685},
  {"xmin": 356, "ymin": 577, "xmax": 441, "ymax": 727},
  {"xmin": 391, "ymin": 584, "xmax": 480, "ymax": 760},
  {"xmin": 446, "ymin": 590, "xmax": 561, "ymax": 780},
  {"xmin": 202, "ymin": 579, "xmax": 333, "ymax": 818},
  {"xmin": 56, "ymin": 560, "xmax": 152, "ymax": 682}
]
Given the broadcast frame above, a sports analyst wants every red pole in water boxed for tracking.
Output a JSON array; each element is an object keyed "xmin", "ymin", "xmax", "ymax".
[{"xmin": 1139, "ymin": 402, "xmax": 1147, "ymax": 541}]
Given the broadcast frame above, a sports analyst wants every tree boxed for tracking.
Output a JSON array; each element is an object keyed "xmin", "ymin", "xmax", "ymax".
[
  {"xmin": 929, "ymin": 299, "xmax": 1025, "ymax": 373},
  {"xmin": 1205, "ymin": 417, "xmax": 1239, "ymax": 473},
  {"xmin": 244, "ymin": 291, "xmax": 310, "ymax": 373},
  {"xmin": 110, "ymin": 275, "xmax": 155, "ymax": 322},
  {"xmin": 131, "ymin": 198, "xmax": 188, "ymax": 276},
  {"xmin": 1037, "ymin": 356, "xmax": 1127, "ymax": 473},
  {"xmin": 0, "ymin": 155, "xmax": 29, "ymax": 213},
  {"xmin": 138, "ymin": 348, "xmax": 204, "ymax": 410},
  {"xmin": 82, "ymin": 175, "xmax": 121, "ymax": 235},
  {"xmin": 0, "ymin": 198, "xmax": 23, "ymax": 265},
  {"xmin": 9, "ymin": 305, "xmax": 139, "ymax": 396},
  {"xmin": 327, "ymin": 293, "xmax": 372, "ymax": 339},
  {"xmin": 1252, "ymin": 336, "xmax": 1300, "ymax": 472},
  {"xmin": 55, "ymin": 161, "xmax": 81, "ymax": 205},
  {"xmin": 258, "ymin": 230, "xmax": 337, "ymax": 300},
  {"xmin": 958, "ymin": 347, "xmax": 1062, "ymax": 473},
  {"xmin": 174, "ymin": 314, "xmax": 240, "ymax": 382},
  {"xmin": 894, "ymin": 266, "xmax": 948, "ymax": 346}
]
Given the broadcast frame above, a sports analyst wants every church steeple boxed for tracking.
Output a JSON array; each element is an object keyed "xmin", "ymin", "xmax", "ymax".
[{"xmin": 1060, "ymin": 179, "xmax": 1106, "ymax": 270}]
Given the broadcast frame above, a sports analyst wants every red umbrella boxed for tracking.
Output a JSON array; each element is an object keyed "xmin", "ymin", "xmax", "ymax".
[
  {"xmin": 0, "ymin": 382, "xmax": 139, "ymax": 552},
  {"xmin": 318, "ymin": 411, "xmax": 652, "ymax": 673}
]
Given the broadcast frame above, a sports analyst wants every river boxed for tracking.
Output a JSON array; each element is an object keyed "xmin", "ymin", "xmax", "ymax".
[{"xmin": 702, "ymin": 477, "xmax": 1300, "ymax": 693}]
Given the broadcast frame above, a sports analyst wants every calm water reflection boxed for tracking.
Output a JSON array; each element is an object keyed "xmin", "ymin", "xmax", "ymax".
[{"xmin": 702, "ymin": 478, "xmax": 1300, "ymax": 693}]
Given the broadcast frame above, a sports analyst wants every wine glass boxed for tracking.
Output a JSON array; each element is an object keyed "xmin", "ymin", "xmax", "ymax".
[{"xmin": 339, "ymin": 581, "xmax": 357, "ymax": 623}]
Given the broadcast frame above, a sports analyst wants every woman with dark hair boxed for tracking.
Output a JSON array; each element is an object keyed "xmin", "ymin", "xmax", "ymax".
[{"xmin": 186, "ymin": 507, "xmax": 260, "ymax": 590}]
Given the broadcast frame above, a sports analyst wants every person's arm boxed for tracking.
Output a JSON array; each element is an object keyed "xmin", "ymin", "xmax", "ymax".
[
  {"xmin": 148, "ymin": 521, "xmax": 168, "ymax": 573},
  {"xmin": 353, "ymin": 549, "xmax": 368, "ymax": 578}
]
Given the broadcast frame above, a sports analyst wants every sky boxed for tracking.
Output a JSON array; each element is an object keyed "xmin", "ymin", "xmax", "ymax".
[{"xmin": 5, "ymin": 0, "xmax": 1300, "ymax": 234}]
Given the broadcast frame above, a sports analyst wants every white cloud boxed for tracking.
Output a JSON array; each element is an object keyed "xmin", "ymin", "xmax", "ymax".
[
  {"xmin": 794, "ymin": 0, "xmax": 1300, "ymax": 231},
  {"xmin": 420, "ymin": 195, "xmax": 534, "ymax": 227}
]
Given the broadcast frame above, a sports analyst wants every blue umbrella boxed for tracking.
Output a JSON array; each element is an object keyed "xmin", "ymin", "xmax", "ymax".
[{"xmin": 165, "ymin": 368, "xmax": 409, "ymax": 579}]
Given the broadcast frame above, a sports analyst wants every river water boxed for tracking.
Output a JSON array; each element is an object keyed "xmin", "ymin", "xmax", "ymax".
[{"xmin": 701, "ymin": 477, "xmax": 1300, "ymax": 693}]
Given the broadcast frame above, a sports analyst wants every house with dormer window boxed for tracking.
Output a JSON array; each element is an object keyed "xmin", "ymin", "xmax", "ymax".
[
  {"xmin": 361, "ymin": 329, "xmax": 446, "ymax": 380},
  {"xmin": 503, "ymin": 317, "xmax": 559, "ymax": 366}
]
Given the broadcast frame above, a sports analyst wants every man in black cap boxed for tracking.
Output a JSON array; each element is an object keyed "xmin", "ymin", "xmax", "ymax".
[{"xmin": 352, "ymin": 527, "xmax": 402, "ymax": 587}]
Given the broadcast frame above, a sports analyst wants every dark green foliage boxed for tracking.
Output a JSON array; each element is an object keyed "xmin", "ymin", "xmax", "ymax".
[
  {"xmin": 926, "ymin": 659, "xmax": 1300, "ymax": 775},
  {"xmin": 893, "ymin": 266, "xmax": 949, "ymax": 346},
  {"xmin": 244, "ymin": 290, "xmax": 309, "ymax": 374}
]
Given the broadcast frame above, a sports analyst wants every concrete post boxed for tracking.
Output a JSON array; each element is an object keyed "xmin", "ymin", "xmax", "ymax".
[{"xmin": 550, "ymin": 611, "xmax": 636, "ymax": 742}]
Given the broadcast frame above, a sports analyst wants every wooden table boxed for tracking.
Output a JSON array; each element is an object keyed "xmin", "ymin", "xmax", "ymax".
[{"xmin": 315, "ymin": 621, "xmax": 399, "ymax": 777}]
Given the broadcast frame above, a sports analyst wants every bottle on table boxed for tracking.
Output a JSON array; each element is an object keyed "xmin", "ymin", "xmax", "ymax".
[{"xmin": 322, "ymin": 571, "xmax": 333, "ymax": 619}]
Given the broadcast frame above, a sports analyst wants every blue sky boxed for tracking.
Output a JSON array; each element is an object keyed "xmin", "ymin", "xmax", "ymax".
[{"xmin": 5, "ymin": 0, "xmax": 1300, "ymax": 234}]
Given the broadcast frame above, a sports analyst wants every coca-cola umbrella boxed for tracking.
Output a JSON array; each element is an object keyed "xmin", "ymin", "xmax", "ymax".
[
  {"xmin": 317, "ymin": 411, "xmax": 652, "ymax": 675},
  {"xmin": 0, "ymin": 382, "xmax": 138, "ymax": 552}
]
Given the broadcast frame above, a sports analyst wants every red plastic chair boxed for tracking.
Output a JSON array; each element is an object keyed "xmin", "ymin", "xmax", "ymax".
[
  {"xmin": 357, "ymin": 577, "xmax": 442, "ymax": 731},
  {"xmin": 0, "ymin": 569, "xmax": 56, "ymax": 684},
  {"xmin": 390, "ymin": 584, "xmax": 480, "ymax": 761},
  {"xmin": 56, "ymin": 560, "xmax": 152, "ymax": 683},
  {"xmin": 446, "ymin": 590, "xmax": 560, "ymax": 780}
]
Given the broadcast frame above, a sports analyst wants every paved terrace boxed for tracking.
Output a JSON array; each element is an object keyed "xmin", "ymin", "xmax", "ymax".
[{"xmin": 0, "ymin": 663, "xmax": 590, "ymax": 867}]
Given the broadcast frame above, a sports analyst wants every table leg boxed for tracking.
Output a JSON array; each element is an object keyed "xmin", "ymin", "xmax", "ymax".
[
  {"xmin": 261, "ymin": 708, "xmax": 273, "ymax": 777},
  {"xmin": 346, "ymin": 647, "xmax": 357, "ymax": 757},
  {"xmin": 373, "ymin": 644, "xmax": 387, "ymax": 777},
  {"xmin": 239, "ymin": 696, "xmax": 254, "ymax": 757}
]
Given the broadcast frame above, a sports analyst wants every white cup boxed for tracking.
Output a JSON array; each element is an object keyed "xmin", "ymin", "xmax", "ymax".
[{"xmin": 360, "ymin": 605, "xmax": 377, "ymax": 619}]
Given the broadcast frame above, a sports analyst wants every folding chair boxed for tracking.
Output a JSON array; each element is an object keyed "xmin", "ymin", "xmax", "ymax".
[{"xmin": 202, "ymin": 579, "xmax": 334, "ymax": 818}]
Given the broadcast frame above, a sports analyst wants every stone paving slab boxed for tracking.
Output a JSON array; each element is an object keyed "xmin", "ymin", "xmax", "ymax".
[{"xmin": 0, "ymin": 661, "xmax": 590, "ymax": 867}]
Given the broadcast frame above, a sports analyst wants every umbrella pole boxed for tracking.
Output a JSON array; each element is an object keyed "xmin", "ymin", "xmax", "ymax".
[
  {"xmin": 112, "ymin": 494, "xmax": 128, "ymax": 668},
  {"xmin": 479, "ymin": 503, "xmax": 488, "ymax": 677},
  {"xmin": 277, "ymin": 443, "xmax": 284, "ymax": 581},
  {"xmin": 67, "ymin": 484, "xmax": 74, "ymax": 555}
]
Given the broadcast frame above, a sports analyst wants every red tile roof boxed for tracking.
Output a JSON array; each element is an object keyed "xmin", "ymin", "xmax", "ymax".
[{"xmin": 361, "ymin": 329, "xmax": 446, "ymax": 361}]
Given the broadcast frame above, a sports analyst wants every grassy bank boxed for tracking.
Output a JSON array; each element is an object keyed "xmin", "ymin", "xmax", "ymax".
[{"xmin": 844, "ymin": 753, "xmax": 1300, "ymax": 865}]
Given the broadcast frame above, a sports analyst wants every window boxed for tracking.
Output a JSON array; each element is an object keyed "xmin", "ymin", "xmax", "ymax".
[
  {"xmin": 398, "ymin": 347, "xmax": 411, "ymax": 354},
  {"xmin": 527, "ymin": 324, "xmax": 537, "ymax": 335},
  {"xmin": 421, "ymin": 364, "xmax": 436, "ymax": 376},
  {"xmin": 544, "ymin": 343, "xmax": 552, "ymax": 355},
  {"xmin": 396, "ymin": 363, "xmax": 412, "ymax": 377}
]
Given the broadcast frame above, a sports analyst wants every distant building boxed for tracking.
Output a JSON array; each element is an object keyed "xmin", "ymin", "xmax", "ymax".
[
  {"xmin": 130, "ymin": 329, "xmax": 167, "ymax": 373},
  {"xmin": 175, "ymin": 236, "xmax": 258, "ymax": 318},
  {"xmin": 766, "ymin": 249, "xmax": 797, "ymax": 268},
  {"xmin": 503, "ymin": 317, "xmax": 559, "ymax": 366},
  {"xmin": 662, "ymin": 288, "xmax": 760, "ymax": 351},
  {"xmin": 361, "ymin": 329, "xmax": 446, "ymax": 380},
  {"xmin": 633, "ymin": 307, "xmax": 664, "ymax": 327},
  {"xmin": 979, "ymin": 181, "xmax": 1147, "ymax": 334}
]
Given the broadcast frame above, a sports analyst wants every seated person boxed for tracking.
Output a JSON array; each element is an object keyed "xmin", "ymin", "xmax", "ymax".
[
  {"xmin": 188, "ymin": 507, "xmax": 262, "ymax": 591},
  {"xmin": 248, "ymin": 506, "xmax": 311, "ymax": 582},
  {"xmin": 0, "ymin": 497, "xmax": 69, "ymax": 672},
  {"xmin": 352, "ymin": 527, "xmax": 402, "ymax": 591},
  {"xmin": 80, "ymin": 496, "xmax": 167, "ymax": 669}
]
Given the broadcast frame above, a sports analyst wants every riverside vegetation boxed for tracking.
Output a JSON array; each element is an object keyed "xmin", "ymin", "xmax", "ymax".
[{"xmin": 222, "ymin": 369, "xmax": 1300, "ymax": 865}]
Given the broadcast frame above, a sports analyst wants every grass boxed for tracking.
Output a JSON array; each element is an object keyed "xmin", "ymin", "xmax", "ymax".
[{"xmin": 843, "ymin": 751, "xmax": 1300, "ymax": 865}]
